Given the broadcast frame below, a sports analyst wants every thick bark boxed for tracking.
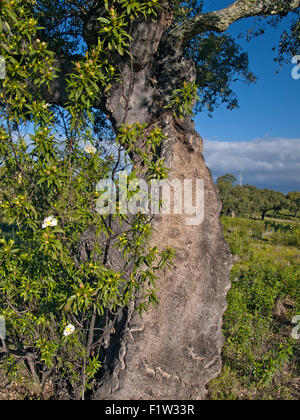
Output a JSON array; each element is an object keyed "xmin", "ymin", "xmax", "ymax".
[
  {"xmin": 86, "ymin": 5, "xmax": 233, "ymax": 395},
  {"xmin": 93, "ymin": 112, "xmax": 232, "ymax": 400}
]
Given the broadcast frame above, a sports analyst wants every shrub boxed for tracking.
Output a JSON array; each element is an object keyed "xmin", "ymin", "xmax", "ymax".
[
  {"xmin": 0, "ymin": 1, "xmax": 173, "ymax": 399},
  {"xmin": 210, "ymin": 218, "xmax": 300, "ymax": 400}
]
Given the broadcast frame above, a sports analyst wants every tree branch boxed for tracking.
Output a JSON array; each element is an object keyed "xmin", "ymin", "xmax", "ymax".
[{"xmin": 168, "ymin": 0, "xmax": 300, "ymax": 45}]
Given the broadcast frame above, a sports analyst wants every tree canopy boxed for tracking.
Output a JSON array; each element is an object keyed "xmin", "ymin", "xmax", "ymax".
[
  {"xmin": 6, "ymin": 0, "xmax": 297, "ymax": 116},
  {"xmin": 216, "ymin": 174, "xmax": 299, "ymax": 220}
]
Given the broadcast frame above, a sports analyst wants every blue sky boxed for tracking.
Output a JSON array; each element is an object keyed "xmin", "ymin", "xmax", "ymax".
[{"xmin": 195, "ymin": 0, "xmax": 300, "ymax": 193}]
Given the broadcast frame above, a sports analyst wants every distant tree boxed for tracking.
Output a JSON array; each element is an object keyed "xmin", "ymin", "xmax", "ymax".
[
  {"xmin": 254, "ymin": 188, "xmax": 286, "ymax": 220},
  {"xmin": 217, "ymin": 176, "xmax": 257, "ymax": 218},
  {"xmin": 216, "ymin": 178, "xmax": 288, "ymax": 220},
  {"xmin": 234, "ymin": 185, "xmax": 256, "ymax": 217},
  {"xmin": 286, "ymin": 191, "xmax": 300, "ymax": 217},
  {"xmin": 216, "ymin": 174, "xmax": 237, "ymax": 216}
]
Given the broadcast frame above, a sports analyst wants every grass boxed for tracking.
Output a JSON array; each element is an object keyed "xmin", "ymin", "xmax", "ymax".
[{"xmin": 208, "ymin": 216, "xmax": 300, "ymax": 400}]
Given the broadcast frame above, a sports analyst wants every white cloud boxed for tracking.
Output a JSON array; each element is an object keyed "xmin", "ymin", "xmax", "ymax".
[{"xmin": 203, "ymin": 137, "xmax": 300, "ymax": 193}]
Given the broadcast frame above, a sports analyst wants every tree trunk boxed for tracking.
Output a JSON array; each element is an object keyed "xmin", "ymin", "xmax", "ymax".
[
  {"xmin": 227, "ymin": 208, "xmax": 236, "ymax": 218},
  {"xmin": 47, "ymin": 2, "xmax": 233, "ymax": 399},
  {"xmin": 94, "ymin": 112, "xmax": 232, "ymax": 400}
]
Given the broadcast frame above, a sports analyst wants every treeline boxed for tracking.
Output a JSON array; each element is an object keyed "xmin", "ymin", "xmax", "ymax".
[{"xmin": 216, "ymin": 174, "xmax": 300, "ymax": 220}]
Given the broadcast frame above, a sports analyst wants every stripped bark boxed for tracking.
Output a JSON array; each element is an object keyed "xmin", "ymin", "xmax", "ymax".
[{"xmin": 38, "ymin": 0, "xmax": 298, "ymax": 399}]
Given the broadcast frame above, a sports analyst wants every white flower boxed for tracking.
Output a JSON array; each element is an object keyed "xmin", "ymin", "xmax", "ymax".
[
  {"xmin": 17, "ymin": 173, "xmax": 22, "ymax": 184},
  {"xmin": 42, "ymin": 216, "xmax": 58, "ymax": 229},
  {"xmin": 84, "ymin": 145, "xmax": 96, "ymax": 155},
  {"xmin": 63, "ymin": 324, "xmax": 75, "ymax": 337}
]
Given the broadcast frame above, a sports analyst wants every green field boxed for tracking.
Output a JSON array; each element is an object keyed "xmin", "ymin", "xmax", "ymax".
[{"xmin": 209, "ymin": 215, "xmax": 300, "ymax": 400}]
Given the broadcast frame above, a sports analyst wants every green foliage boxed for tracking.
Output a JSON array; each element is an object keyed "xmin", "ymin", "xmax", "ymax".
[
  {"xmin": 286, "ymin": 191, "xmax": 300, "ymax": 217},
  {"xmin": 0, "ymin": 0, "xmax": 173, "ymax": 399},
  {"xmin": 186, "ymin": 33, "xmax": 256, "ymax": 114},
  {"xmin": 273, "ymin": 10, "xmax": 300, "ymax": 63},
  {"xmin": 223, "ymin": 257, "xmax": 298, "ymax": 385},
  {"xmin": 26, "ymin": 0, "xmax": 260, "ymax": 116},
  {"xmin": 170, "ymin": 2, "xmax": 257, "ymax": 113},
  {"xmin": 255, "ymin": 188, "xmax": 287, "ymax": 220},
  {"xmin": 216, "ymin": 174, "xmax": 289, "ymax": 220},
  {"xmin": 165, "ymin": 81, "xmax": 199, "ymax": 119},
  {"xmin": 210, "ymin": 216, "xmax": 300, "ymax": 400},
  {"xmin": 116, "ymin": 122, "xmax": 169, "ymax": 180},
  {"xmin": 216, "ymin": 174, "xmax": 238, "ymax": 215},
  {"xmin": 265, "ymin": 221, "xmax": 300, "ymax": 248},
  {"xmin": 1, "ymin": 0, "xmax": 299, "ymax": 401},
  {"xmin": 31, "ymin": 0, "xmax": 161, "ymax": 57},
  {"xmin": 19, "ymin": 0, "xmax": 297, "ymax": 117},
  {"xmin": 169, "ymin": 0, "xmax": 204, "ymax": 26}
]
